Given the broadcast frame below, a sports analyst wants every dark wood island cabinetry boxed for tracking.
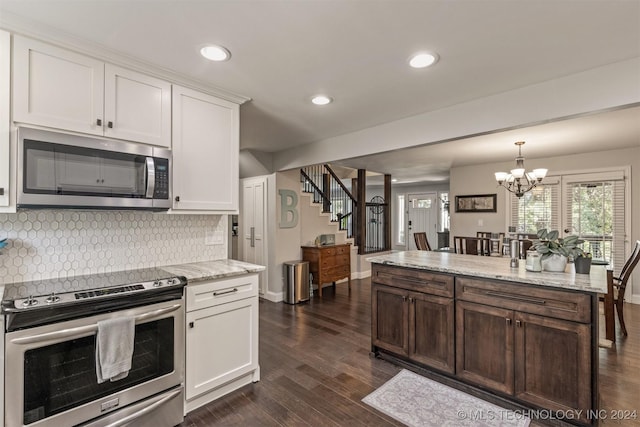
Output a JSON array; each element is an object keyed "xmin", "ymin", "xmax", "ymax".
[{"xmin": 369, "ymin": 251, "xmax": 605, "ymax": 426}]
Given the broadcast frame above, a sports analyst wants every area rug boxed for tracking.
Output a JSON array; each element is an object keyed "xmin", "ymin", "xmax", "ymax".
[{"xmin": 362, "ymin": 369, "xmax": 530, "ymax": 427}]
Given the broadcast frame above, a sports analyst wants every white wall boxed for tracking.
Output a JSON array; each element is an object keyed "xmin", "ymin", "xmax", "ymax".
[
  {"xmin": 450, "ymin": 146, "xmax": 640, "ymax": 302},
  {"xmin": 265, "ymin": 169, "xmax": 357, "ymax": 302},
  {"xmin": 239, "ymin": 149, "xmax": 274, "ymax": 179}
]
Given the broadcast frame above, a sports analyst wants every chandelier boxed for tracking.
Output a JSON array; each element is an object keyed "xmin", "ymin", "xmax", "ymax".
[{"xmin": 494, "ymin": 141, "xmax": 548, "ymax": 198}]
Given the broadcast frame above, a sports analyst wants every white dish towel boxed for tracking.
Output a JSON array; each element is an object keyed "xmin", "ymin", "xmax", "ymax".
[{"xmin": 95, "ymin": 316, "xmax": 135, "ymax": 384}]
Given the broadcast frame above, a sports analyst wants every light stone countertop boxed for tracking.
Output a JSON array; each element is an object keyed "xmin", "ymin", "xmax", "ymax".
[
  {"xmin": 367, "ymin": 251, "xmax": 607, "ymax": 294},
  {"xmin": 160, "ymin": 259, "xmax": 265, "ymax": 284}
]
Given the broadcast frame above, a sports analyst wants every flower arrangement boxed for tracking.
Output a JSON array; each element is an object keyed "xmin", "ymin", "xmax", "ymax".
[{"xmin": 533, "ymin": 229, "xmax": 584, "ymax": 260}]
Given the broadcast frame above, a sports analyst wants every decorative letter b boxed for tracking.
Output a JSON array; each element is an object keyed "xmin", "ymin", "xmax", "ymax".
[{"xmin": 279, "ymin": 189, "xmax": 298, "ymax": 228}]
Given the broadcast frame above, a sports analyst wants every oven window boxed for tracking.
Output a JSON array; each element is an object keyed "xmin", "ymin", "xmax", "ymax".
[{"xmin": 23, "ymin": 319, "xmax": 174, "ymax": 424}]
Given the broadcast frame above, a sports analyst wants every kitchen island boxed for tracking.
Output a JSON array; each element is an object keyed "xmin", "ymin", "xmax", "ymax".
[{"xmin": 367, "ymin": 251, "xmax": 606, "ymax": 426}]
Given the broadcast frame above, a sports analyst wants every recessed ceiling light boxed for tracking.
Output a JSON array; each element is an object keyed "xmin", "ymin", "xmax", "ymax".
[
  {"xmin": 311, "ymin": 95, "xmax": 332, "ymax": 106},
  {"xmin": 200, "ymin": 45, "xmax": 231, "ymax": 61},
  {"xmin": 409, "ymin": 52, "xmax": 438, "ymax": 69}
]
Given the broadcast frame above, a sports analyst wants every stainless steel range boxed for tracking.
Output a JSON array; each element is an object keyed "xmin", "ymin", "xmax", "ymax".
[{"xmin": 2, "ymin": 268, "xmax": 187, "ymax": 427}]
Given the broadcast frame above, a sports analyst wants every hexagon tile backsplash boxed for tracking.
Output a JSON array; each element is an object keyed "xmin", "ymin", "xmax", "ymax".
[{"xmin": 0, "ymin": 210, "xmax": 228, "ymax": 285}]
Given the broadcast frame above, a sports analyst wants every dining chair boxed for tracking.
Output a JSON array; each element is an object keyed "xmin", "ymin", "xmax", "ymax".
[
  {"xmin": 482, "ymin": 232, "xmax": 506, "ymax": 256},
  {"xmin": 610, "ymin": 240, "xmax": 640, "ymax": 336},
  {"xmin": 413, "ymin": 232, "xmax": 431, "ymax": 251},
  {"xmin": 454, "ymin": 236, "xmax": 490, "ymax": 256}
]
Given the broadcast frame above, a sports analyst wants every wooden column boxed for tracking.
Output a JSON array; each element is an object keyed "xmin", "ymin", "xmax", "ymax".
[
  {"xmin": 322, "ymin": 173, "xmax": 330, "ymax": 213},
  {"xmin": 384, "ymin": 174, "xmax": 391, "ymax": 250},
  {"xmin": 357, "ymin": 169, "xmax": 366, "ymax": 255}
]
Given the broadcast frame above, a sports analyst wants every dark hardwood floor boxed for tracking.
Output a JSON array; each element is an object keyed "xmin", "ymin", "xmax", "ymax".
[{"xmin": 181, "ymin": 278, "xmax": 640, "ymax": 426}]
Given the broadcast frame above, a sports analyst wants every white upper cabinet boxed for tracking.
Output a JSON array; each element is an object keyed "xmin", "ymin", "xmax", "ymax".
[
  {"xmin": 0, "ymin": 30, "xmax": 10, "ymax": 208},
  {"xmin": 12, "ymin": 36, "xmax": 171, "ymax": 147},
  {"xmin": 104, "ymin": 64, "xmax": 171, "ymax": 147},
  {"xmin": 13, "ymin": 36, "xmax": 104, "ymax": 136},
  {"xmin": 172, "ymin": 85, "xmax": 239, "ymax": 212}
]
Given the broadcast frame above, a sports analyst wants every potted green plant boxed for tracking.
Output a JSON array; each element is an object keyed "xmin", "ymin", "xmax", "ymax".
[
  {"xmin": 532, "ymin": 229, "xmax": 584, "ymax": 272},
  {"xmin": 574, "ymin": 252, "xmax": 592, "ymax": 274}
]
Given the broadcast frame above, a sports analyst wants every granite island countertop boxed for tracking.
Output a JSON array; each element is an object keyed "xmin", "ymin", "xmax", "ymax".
[
  {"xmin": 367, "ymin": 250, "xmax": 607, "ymax": 294},
  {"xmin": 160, "ymin": 259, "xmax": 265, "ymax": 284}
]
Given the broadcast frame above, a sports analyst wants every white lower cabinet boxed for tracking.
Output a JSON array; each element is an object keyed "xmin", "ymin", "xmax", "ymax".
[{"xmin": 184, "ymin": 274, "xmax": 259, "ymax": 413}]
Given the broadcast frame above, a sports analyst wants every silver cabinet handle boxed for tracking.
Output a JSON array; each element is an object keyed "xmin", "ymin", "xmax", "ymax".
[
  {"xmin": 107, "ymin": 121, "xmax": 113, "ymax": 129},
  {"xmin": 96, "ymin": 118, "xmax": 102, "ymax": 126},
  {"xmin": 11, "ymin": 304, "xmax": 181, "ymax": 345},
  {"xmin": 213, "ymin": 288, "xmax": 238, "ymax": 296},
  {"xmin": 104, "ymin": 388, "xmax": 182, "ymax": 427},
  {"xmin": 250, "ymin": 227, "xmax": 255, "ymax": 248}
]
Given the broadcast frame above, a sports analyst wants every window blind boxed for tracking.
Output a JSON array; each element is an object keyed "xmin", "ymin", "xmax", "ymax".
[
  {"xmin": 510, "ymin": 182, "xmax": 559, "ymax": 234},
  {"xmin": 564, "ymin": 178, "xmax": 626, "ymax": 275}
]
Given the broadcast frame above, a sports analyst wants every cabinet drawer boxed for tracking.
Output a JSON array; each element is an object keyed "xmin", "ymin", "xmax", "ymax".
[
  {"xmin": 372, "ymin": 264, "xmax": 453, "ymax": 298},
  {"xmin": 321, "ymin": 254, "xmax": 349, "ymax": 268},
  {"xmin": 335, "ymin": 245, "xmax": 350, "ymax": 255},
  {"xmin": 320, "ymin": 247, "xmax": 336, "ymax": 256},
  {"xmin": 456, "ymin": 277, "xmax": 591, "ymax": 323},
  {"xmin": 324, "ymin": 265, "xmax": 350, "ymax": 281},
  {"xmin": 186, "ymin": 274, "xmax": 258, "ymax": 311}
]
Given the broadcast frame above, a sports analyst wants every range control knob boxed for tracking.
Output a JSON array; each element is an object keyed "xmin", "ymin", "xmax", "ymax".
[
  {"xmin": 22, "ymin": 296, "xmax": 38, "ymax": 307},
  {"xmin": 153, "ymin": 280, "xmax": 162, "ymax": 287},
  {"xmin": 45, "ymin": 293, "xmax": 61, "ymax": 304}
]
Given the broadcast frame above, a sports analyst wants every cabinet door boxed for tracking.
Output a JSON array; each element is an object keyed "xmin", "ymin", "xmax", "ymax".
[
  {"xmin": 185, "ymin": 297, "xmax": 258, "ymax": 400},
  {"xmin": 456, "ymin": 301, "xmax": 514, "ymax": 394},
  {"xmin": 104, "ymin": 64, "xmax": 171, "ymax": 147},
  {"xmin": 13, "ymin": 36, "xmax": 104, "ymax": 135},
  {"xmin": 514, "ymin": 312, "xmax": 591, "ymax": 421},
  {"xmin": 172, "ymin": 85, "xmax": 239, "ymax": 211},
  {"xmin": 371, "ymin": 284, "xmax": 408, "ymax": 356},
  {"xmin": 0, "ymin": 30, "xmax": 10, "ymax": 207},
  {"xmin": 240, "ymin": 178, "xmax": 268, "ymax": 294},
  {"xmin": 409, "ymin": 292, "xmax": 454, "ymax": 373}
]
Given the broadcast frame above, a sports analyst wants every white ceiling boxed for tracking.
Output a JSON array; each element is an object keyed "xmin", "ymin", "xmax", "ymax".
[{"xmin": 1, "ymin": 0, "xmax": 639, "ymax": 182}]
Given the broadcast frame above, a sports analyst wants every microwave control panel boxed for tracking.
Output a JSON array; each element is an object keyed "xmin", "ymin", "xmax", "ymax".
[{"xmin": 153, "ymin": 158, "xmax": 170, "ymax": 199}]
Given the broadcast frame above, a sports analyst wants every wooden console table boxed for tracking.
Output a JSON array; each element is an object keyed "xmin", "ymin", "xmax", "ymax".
[{"xmin": 301, "ymin": 243, "xmax": 351, "ymax": 297}]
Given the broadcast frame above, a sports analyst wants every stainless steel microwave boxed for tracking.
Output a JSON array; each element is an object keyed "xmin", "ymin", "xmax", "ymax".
[{"xmin": 18, "ymin": 128, "xmax": 171, "ymax": 210}]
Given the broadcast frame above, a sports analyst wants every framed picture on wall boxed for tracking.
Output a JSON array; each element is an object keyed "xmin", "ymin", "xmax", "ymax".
[{"xmin": 455, "ymin": 194, "xmax": 497, "ymax": 213}]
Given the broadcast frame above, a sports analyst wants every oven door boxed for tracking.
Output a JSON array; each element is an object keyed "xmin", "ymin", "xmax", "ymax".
[{"xmin": 5, "ymin": 299, "xmax": 184, "ymax": 427}]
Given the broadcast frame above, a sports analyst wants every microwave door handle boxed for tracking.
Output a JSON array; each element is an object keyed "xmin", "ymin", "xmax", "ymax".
[
  {"xmin": 10, "ymin": 304, "xmax": 182, "ymax": 345},
  {"xmin": 145, "ymin": 157, "xmax": 156, "ymax": 198}
]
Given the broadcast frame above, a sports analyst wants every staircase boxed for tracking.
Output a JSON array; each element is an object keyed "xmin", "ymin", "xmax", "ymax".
[
  {"xmin": 300, "ymin": 164, "xmax": 356, "ymax": 238},
  {"xmin": 301, "ymin": 164, "xmax": 391, "ymax": 254}
]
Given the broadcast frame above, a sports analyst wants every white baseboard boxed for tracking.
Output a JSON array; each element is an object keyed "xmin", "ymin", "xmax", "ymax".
[
  {"xmin": 261, "ymin": 291, "xmax": 283, "ymax": 303},
  {"xmin": 626, "ymin": 294, "xmax": 640, "ymax": 305},
  {"xmin": 352, "ymin": 270, "xmax": 371, "ymax": 279}
]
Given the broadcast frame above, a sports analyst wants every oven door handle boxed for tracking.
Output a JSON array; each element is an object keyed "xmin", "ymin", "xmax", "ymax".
[
  {"xmin": 104, "ymin": 387, "xmax": 182, "ymax": 427},
  {"xmin": 10, "ymin": 304, "xmax": 182, "ymax": 345}
]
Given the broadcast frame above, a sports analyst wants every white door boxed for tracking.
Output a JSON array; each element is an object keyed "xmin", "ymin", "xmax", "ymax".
[
  {"xmin": 407, "ymin": 193, "xmax": 438, "ymax": 250},
  {"xmin": 241, "ymin": 177, "xmax": 267, "ymax": 295}
]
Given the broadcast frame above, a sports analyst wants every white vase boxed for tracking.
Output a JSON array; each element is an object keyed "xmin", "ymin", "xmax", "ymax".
[{"xmin": 542, "ymin": 254, "xmax": 568, "ymax": 272}]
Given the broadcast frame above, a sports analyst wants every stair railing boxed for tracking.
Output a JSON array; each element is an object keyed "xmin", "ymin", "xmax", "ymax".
[{"xmin": 300, "ymin": 164, "xmax": 357, "ymax": 239}]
